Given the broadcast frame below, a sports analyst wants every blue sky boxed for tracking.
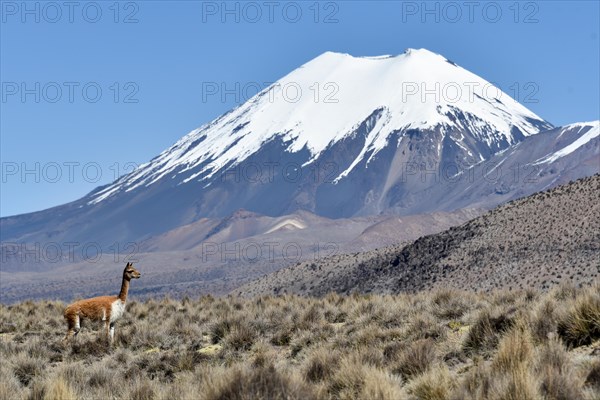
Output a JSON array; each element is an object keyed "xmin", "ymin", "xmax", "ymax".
[{"xmin": 1, "ymin": 0, "xmax": 599, "ymax": 217}]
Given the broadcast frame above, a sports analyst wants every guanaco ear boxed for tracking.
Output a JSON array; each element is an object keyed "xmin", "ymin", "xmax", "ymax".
[{"xmin": 126, "ymin": 262, "xmax": 131, "ymax": 267}]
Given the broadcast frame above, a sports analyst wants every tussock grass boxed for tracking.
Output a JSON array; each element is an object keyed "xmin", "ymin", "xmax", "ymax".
[
  {"xmin": 463, "ymin": 307, "xmax": 515, "ymax": 356},
  {"xmin": 408, "ymin": 365, "xmax": 455, "ymax": 400},
  {"xmin": 557, "ymin": 287, "xmax": 600, "ymax": 347},
  {"xmin": 585, "ymin": 359, "xmax": 600, "ymax": 391},
  {"xmin": 0, "ymin": 284, "xmax": 598, "ymax": 399},
  {"xmin": 200, "ymin": 364, "xmax": 317, "ymax": 400},
  {"xmin": 492, "ymin": 324, "xmax": 533, "ymax": 373},
  {"xmin": 394, "ymin": 339, "xmax": 437, "ymax": 379}
]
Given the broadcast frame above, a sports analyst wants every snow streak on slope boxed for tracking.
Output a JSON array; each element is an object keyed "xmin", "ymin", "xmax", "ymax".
[
  {"xmin": 89, "ymin": 49, "xmax": 549, "ymax": 205},
  {"xmin": 533, "ymin": 121, "xmax": 599, "ymax": 165}
]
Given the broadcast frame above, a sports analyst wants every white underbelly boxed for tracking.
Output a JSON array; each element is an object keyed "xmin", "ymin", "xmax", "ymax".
[{"xmin": 110, "ymin": 300, "xmax": 126, "ymax": 322}]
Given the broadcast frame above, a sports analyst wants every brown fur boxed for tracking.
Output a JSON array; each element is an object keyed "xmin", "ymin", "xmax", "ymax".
[{"xmin": 63, "ymin": 262, "xmax": 141, "ymax": 343}]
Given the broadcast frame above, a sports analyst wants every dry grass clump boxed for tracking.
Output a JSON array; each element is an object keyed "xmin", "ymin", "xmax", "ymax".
[
  {"xmin": 463, "ymin": 307, "xmax": 515, "ymax": 356},
  {"xmin": 327, "ymin": 355, "xmax": 403, "ymax": 400},
  {"xmin": 407, "ymin": 365, "xmax": 456, "ymax": 400},
  {"xmin": 223, "ymin": 323, "xmax": 256, "ymax": 352},
  {"xmin": 44, "ymin": 377, "xmax": 78, "ymax": 400},
  {"xmin": 430, "ymin": 289, "xmax": 472, "ymax": 320},
  {"xmin": 454, "ymin": 314, "xmax": 594, "ymax": 400},
  {"xmin": 585, "ymin": 359, "xmax": 600, "ymax": 391},
  {"xmin": 0, "ymin": 361, "xmax": 26, "ymax": 400},
  {"xmin": 491, "ymin": 324, "xmax": 534, "ymax": 373},
  {"xmin": 303, "ymin": 350, "xmax": 340, "ymax": 383},
  {"xmin": 200, "ymin": 363, "xmax": 317, "ymax": 400},
  {"xmin": 394, "ymin": 339, "xmax": 437, "ymax": 379},
  {"xmin": 535, "ymin": 339, "xmax": 583, "ymax": 400},
  {"xmin": 11, "ymin": 353, "xmax": 43, "ymax": 386},
  {"xmin": 0, "ymin": 284, "xmax": 598, "ymax": 400},
  {"xmin": 557, "ymin": 288, "xmax": 600, "ymax": 347}
]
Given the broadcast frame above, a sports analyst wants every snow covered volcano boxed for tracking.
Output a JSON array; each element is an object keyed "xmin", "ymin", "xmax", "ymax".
[
  {"xmin": 91, "ymin": 48, "xmax": 550, "ymax": 203},
  {"xmin": 2, "ymin": 49, "xmax": 558, "ymax": 247}
]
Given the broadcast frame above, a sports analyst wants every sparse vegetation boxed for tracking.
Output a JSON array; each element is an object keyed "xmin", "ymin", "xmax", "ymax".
[
  {"xmin": 0, "ymin": 284, "xmax": 598, "ymax": 399},
  {"xmin": 239, "ymin": 175, "xmax": 600, "ymax": 297}
]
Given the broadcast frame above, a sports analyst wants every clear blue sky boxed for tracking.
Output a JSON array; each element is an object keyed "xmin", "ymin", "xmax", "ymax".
[{"xmin": 1, "ymin": 0, "xmax": 599, "ymax": 217}]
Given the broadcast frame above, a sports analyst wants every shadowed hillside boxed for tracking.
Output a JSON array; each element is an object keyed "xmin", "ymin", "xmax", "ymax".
[
  {"xmin": 237, "ymin": 175, "xmax": 600, "ymax": 297},
  {"xmin": 0, "ymin": 209, "xmax": 479, "ymax": 304}
]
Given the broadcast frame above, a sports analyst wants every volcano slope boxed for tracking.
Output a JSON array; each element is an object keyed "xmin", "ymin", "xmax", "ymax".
[{"xmin": 236, "ymin": 174, "xmax": 600, "ymax": 297}]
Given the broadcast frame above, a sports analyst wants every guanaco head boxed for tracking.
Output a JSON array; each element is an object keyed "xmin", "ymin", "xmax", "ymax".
[{"xmin": 123, "ymin": 262, "xmax": 141, "ymax": 280}]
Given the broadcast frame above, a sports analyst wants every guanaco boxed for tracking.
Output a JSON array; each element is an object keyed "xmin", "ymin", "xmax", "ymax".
[{"xmin": 63, "ymin": 262, "xmax": 141, "ymax": 343}]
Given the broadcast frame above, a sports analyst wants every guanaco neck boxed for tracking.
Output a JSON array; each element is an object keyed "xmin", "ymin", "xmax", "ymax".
[{"xmin": 118, "ymin": 276, "xmax": 131, "ymax": 302}]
